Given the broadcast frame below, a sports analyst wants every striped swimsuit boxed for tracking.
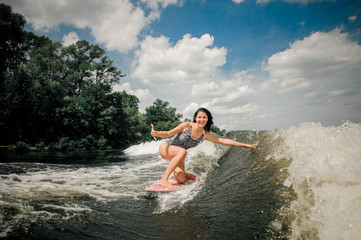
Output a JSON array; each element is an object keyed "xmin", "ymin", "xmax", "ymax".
[{"xmin": 165, "ymin": 125, "xmax": 205, "ymax": 150}]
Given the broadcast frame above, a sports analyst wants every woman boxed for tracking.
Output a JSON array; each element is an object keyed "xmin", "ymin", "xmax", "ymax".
[{"xmin": 151, "ymin": 108, "xmax": 258, "ymax": 188}]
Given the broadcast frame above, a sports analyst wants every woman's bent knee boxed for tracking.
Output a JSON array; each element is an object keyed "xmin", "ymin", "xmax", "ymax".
[
  {"xmin": 174, "ymin": 170, "xmax": 186, "ymax": 183},
  {"xmin": 177, "ymin": 148, "xmax": 187, "ymax": 158}
]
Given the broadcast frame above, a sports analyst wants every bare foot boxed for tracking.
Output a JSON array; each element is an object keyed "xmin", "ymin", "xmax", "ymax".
[
  {"xmin": 159, "ymin": 179, "xmax": 174, "ymax": 188},
  {"xmin": 185, "ymin": 172, "xmax": 197, "ymax": 180}
]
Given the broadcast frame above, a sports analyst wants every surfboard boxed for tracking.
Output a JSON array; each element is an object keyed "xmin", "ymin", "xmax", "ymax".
[{"xmin": 145, "ymin": 179, "xmax": 196, "ymax": 192}]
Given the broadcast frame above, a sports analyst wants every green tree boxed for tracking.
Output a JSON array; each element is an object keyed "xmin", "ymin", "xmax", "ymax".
[
  {"xmin": 0, "ymin": 4, "xmax": 26, "ymax": 78},
  {"xmin": 62, "ymin": 40, "xmax": 125, "ymax": 95},
  {"xmin": 2, "ymin": 69, "xmax": 33, "ymax": 144},
  {"xmin": 23, "ymin": 33, "xmax": 67, "ymax": 143},
  {"xmin": 107, "ymin": 91, "xmax": 140, "ymax": 147},
  {"xmin": 211, "ymin": 125, "xmax": 226, "ymax": 136},
  {"xmin": 1, "ymin": 4, "xmax": 220, "ymax": 149},
  {"xmin": 145, "ymin": 99, "xmax": 182, "ymax": 125},
  {"xmin": 144, "ymin": 99, "xmax": 183, "ymax": 141},
  {"xmin": 57, "ymin": 84, "xmax": 109, "ymax": 138},
  {"xmin": 0, "ymin": 4, "xmax": 27, "ymax": 144}
]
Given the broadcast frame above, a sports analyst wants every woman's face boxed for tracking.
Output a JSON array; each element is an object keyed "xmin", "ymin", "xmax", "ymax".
[{"xmin": 195, "ymin": 111, "xmax": 208, "ymax": 128}]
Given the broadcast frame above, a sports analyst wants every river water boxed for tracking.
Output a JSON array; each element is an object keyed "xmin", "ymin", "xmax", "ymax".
[{"xmin": 1, "ymin": 122, "xmax": 360, "ymax": 239}]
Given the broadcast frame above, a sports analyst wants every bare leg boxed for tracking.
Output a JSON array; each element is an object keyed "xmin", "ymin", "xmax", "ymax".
[
  {"xmin": 159, "ymin": 143, "xmax": 187, "ymax": 188},
  {"xmin": 173, "ymin": 158, "xmax": 197, "ymax": 182},
  {"xmin": 185, "ymin": 172, "xmax": 197, "ymax": 180},
  {"xmin": 173, "ymin": 154, "xmax": 198, "ymax": 182},
  {"xmin": 174, "ymin": 160, "xmax": 186, "ymax": 183}
]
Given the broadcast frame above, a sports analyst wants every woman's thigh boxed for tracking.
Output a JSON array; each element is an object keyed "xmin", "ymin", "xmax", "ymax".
[
  {"xmin": 159, "ymin": 143, "xmax": 187, "ymax": 182},
  {"xmin": 159, "ymin": 142, "xmax": 186, "ymax": 161}
]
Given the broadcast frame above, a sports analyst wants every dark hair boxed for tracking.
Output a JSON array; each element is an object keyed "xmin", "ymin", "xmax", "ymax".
[{"xmin": 193, "ymin": 108, "xmax": 213, "ymax": 132}]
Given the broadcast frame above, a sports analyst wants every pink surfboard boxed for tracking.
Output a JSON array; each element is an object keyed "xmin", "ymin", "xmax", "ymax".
[{"xmin": 145, "ymin": 179, "xmax": 196, "ymax": 192}]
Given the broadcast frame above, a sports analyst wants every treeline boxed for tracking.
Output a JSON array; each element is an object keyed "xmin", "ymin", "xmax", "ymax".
[{"xmin": 0, "ymin": 4, "xmax": 225, "ymax": 151}]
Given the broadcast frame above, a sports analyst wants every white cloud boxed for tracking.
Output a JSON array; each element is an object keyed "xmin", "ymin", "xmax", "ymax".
[
  {"xmin": 179, "ymin": 70, "xmax": 259, "ymax": 128},
  {"xmin": 261, "ymin": 28, "xmax": 361, "ymax": 93},
  {"xmin": 132, "ymin": 33, "xmax": 227, "ymax": 85},
  {"xmin": 325, "ymin": 89, "xmax": 346, "ymax": 103},
  {"xmin": 348, "ymin": 16, "xmax": 357, "ymax": 22},
  {"xmin": 182, "ymin": 101, "xmax": 258, "ymax": 123},
  {"xmin": 191, "ymin": 71, "xmax": 255, "ymax": 105},
  {"xmin": 226, "ymin": 110, "xmax": 274, "ymax": 130},
  {"xmin": 327, "ymin": 89, "xmax": 345, "ymax": 97},
  {"xmin": 140, "ymin": 0, "xmax": 181, "ymax": 10},
  {"xmin": 211, "ymin": 104, "xmax": 258, "ymax": 115},
  {"xmin": 256, "ymin": 0, "xmax": 335, "ymax": 4},
  {"xmin": 63, "ymin": 32, "xmax": 79, "ymax": 46},
  {"xmin": 141, "ymin": 0, "xmax": 182, "ymax": 21},
  {"xmin": 89, "ymin": 1, "xmax": 146, "ymax": 53},
  {"xmin": 304, "ymin": 91, "xmax": 317, "ymax": 98},
  {"xmin": 112, "ymin": 82, "xmax": 152, "ymax": 103},
  {"xmin": 232, "ymin": 0, "xmax": 245, "ymax": 4},
  {"xmin": 298, "ymin": 21, "xmax": 306, "ymax": 27},
  {"xmin": 182, "ymin": 102, "xmax": 208, "ymax": 120},
  {"xmin": 5, "ymin": 0, "xmax": 180, "ymax": 53}
]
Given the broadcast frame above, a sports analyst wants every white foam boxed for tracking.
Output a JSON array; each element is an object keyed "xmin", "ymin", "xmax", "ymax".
[
  {"xmin": 0, "ymin": 138, "xmax": 231, "ymax": 235},
  {"xmin": 272, "ymin": 122, "xmax": 361, "ymax": 239},
  {"xmin": 124, "ymin": 139, "xmax": 229, "ymax": 213},
  {"xmin": 153, "ymin": 140, "xmax": 230, "ymax": 213},
  {"xmin": 124, "ymin": 140, "xmax": 165, "ymax": 156},
  {"xmin": 0, "ymin": 157, "xmax": 163, "ymax": 210}
]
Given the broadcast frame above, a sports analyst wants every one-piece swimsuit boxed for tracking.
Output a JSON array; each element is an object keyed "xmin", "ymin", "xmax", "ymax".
[{"xmin": 165, "ymin": 125, "xmax": 205, "ymax": 150}]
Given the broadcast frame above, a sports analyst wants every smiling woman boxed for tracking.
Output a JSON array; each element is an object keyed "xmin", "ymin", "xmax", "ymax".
[{"xmin": 151, "ymin": 107, "xmax": 258, "ymax": 188}]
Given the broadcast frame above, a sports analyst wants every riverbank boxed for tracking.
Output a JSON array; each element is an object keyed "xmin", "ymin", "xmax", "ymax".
[{"xmin": 0, "ymin": 149, "xmax": 126, "ymax": 165}]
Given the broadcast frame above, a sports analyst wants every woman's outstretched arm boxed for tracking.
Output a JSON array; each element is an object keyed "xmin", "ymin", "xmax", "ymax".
[
  {"xmin": 151, "ymin": 122, "xmax": 190, "ymax": 139},
  {"xmin": 203, "ymin": 133, "xmax": 258, "ymax": 148}
]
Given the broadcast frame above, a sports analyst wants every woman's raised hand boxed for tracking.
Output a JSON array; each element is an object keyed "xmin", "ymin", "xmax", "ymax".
[
  {"xmin": 151, "ymin": 124, "xmax": 157, "ymax": 141},
  {"xmin": 248, "ymin": 144, "xmax": 258, "ymax": 149}
]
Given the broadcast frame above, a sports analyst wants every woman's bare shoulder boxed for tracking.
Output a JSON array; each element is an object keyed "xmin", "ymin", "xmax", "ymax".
[
  {"xmin": 177, "ymin": 122, "xmax": 191, "ymax": 128},
  {"xmin": 179, "ymin": 122, "xmax": 192, "ymax": 131},
  {"xmin": 203, "ymin": 132, "xmax": 219, "ymax": 142},
  {"xmin": 169, "ymin": 122, "xmax": 191, "ymax": 135},
  {"xmin": 185, "ymin": 122, "xmax": 192, "ymax": 127}
]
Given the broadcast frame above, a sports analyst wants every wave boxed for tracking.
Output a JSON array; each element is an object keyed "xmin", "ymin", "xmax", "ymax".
[
  {"xmin": 124, "ymin": 140, "xmax": 166, "ymax": 156},
  {"xmin": 0, "ymin": 157, "xmax": 163, "ymax": 236},
  {"xmin": 124, "ymin": 139, "xmax": 230, "ymax": 213},
  {"xmin": 1, "ymin": 121, "xmax": 360, "ymax": 239},
  {"xmin": 269, "ymin": 122, "xmax": 361, "ymax": 239}
]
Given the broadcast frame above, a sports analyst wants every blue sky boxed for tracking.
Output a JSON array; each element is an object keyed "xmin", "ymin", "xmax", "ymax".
[{"xmin": 3, "ymin": 0, "xmax": 361, "ymax": 130}]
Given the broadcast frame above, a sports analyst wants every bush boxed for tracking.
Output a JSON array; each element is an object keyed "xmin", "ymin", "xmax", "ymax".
[
  {"xmin": 211, "ymin": 126, "xmax": 226, "ymax": 136},
  {"xmin": 15, "ymin": 141, "xmax": 30, "ymax": 152},
  {"xmin": 47, "ymin": 142, "xmax": 57, "ymax": 152},
  {"xmin": 55, "ymin": 137, "xmax": 70, "ymax": 152},
  {"xmin": 86, "ymin": 135, "xmax": 97, "ymax": 150},
  {"xmin": 35, "ymin": 142, "xmax": 45, "ymax": 151},
  {"xmin": 97, "ymin": 137, "xmax": 107, "ymax": 150},
  {"xmin": 77, "ymin": 138, "xmax": 89, "ymax": 151},
  {"xmin": 68, "ymin": 140, "xmax": 77, "ymax": 151}
]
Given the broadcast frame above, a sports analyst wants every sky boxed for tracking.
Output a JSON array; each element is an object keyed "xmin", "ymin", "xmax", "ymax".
[{"xmin": 2, "ymin": 0, "xmax": 361, "ymax": 130}]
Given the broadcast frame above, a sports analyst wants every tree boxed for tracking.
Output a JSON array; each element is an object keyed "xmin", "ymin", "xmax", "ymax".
[
  {"xmin": 144, "ymin": 99, "xmax": 183, "ymax": 141},
  {"xmin": 23, "ymin": 33, "xmax": 67, "ymax": 143},
  {"xmin": 62, "ymin": 40, "xmax": 125, "ymax": 95},
  {"xmin": 211, "ymin": 125, "xmax": 226, "ymax": 136},
  {"xmin": 145, "ymin": 99, "xmax": 182, "ymax": 125},
  {"xmin": 0, "ymin": 4, "xmax": 27, "ymax": 144},
  {"xmin": 0, "ymin": 5, "xmax": 129, "ymax": 148},
  {"xmin": 0, "ymin": 4, "xmax": 26, "ymax": 78},
  {"xmin": 1, "ymin": 69, "xmax": 33, "ymax": 144},
  {"xmin": 0, "ymin": 5, "xmax": 226, "ymax": 150}
]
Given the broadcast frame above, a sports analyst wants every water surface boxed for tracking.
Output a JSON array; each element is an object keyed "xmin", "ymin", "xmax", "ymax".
[{"xmin": 1, "ymin": 122, "xmax": 360, "ymax": 239}]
